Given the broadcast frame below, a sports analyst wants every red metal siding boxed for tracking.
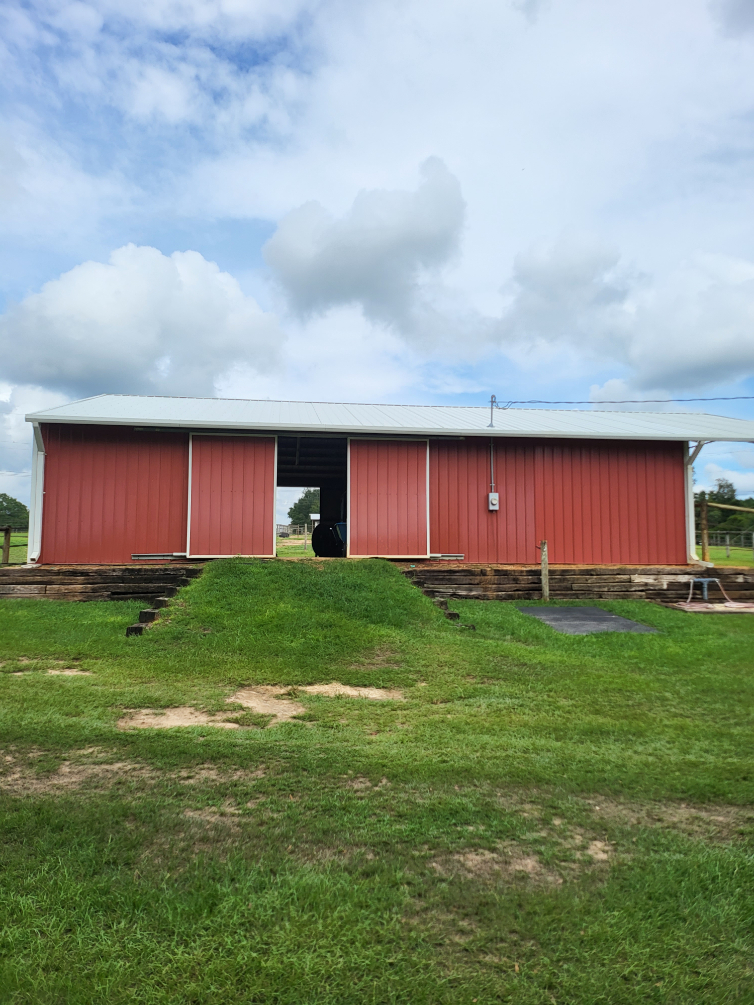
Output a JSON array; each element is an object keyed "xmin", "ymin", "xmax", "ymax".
[
  {"xmin": 188, "ymin": 435, "xmax": 276, "ymax": 557},
  {"xmin": 349, "ymin": 439, "xmax": 428, "ymax": 557},
  {"xmin": 429, "ymin": 439, "xmax": 537, "ymax": 562},
  {"xmin": 430, "ymin": 438, "xmax": 686, "ymax": 564},
  {"xmin": 39, "ymin": 424, "xmax": 189, "ymax": 564}
]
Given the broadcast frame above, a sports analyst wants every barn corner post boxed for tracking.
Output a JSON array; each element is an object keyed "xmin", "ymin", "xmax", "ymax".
[
  {"xmin": 685, "ymin": 440, "xmax": 705, "ymax": 564},
  {"xmin": 26, "ymin": 422, "xmax": 45, "ymax": 564}
]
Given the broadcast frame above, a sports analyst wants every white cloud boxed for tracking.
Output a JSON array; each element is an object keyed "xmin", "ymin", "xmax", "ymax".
[
  {"xmin": 263, "ymin": 158, "xmax": 465, "ymax": 337},
  {"xmin": 0, "ymin": 125, "xmax": 130, "ymax": 244},
  {"xmin": 625, "ymin": 254, "xmax": 754, "ymax": 389},
  {"xmin": 496, "ymin": 240, "xmax": 636, "ymax": 358},
  {"xmin": 700, "ymin": 461, "xmax": 754, "ymax": 494},
  {"xmin": 711, "ymin": 0, "xmax": 754, "ymax": 35},
  {"xmin": 496, "ymin": 243, "xmax": 754, "ymax": 393},
  {"xmin": 0, "ymin": 384, "xmax": 69, "ymax": 502},
  {"xmin": 0, "ymin": 244, "xmax": 284, "ymax": 397},
  {"xmin": 218, "ymin": 305, "xmax": 425, "ymax": 404},
  {"xmin": 262, "ymin": 176, "xmax": 754, "ymax": 396}
]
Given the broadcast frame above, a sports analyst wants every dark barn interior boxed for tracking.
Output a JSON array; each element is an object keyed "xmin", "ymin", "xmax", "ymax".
[{"xmin": 276, "ymin": 436, "xmax": 348, "ymax": 523}]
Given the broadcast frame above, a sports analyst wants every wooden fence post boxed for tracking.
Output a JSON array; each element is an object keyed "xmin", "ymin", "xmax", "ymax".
[
  {"xmin": 1, "ymin": 526, "xmax": 10, "ymax": 566},
  {"xmin": 540, "ymin": 540, "xmax": 549, "ymax": 600},
  {"xmin": 700, "ymin": 495, "xmax": 710, "ymax": 562}
]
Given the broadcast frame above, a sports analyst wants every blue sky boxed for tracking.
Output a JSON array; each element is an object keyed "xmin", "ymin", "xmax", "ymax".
[{"xmin": 2, "ymin": 0, "xmax": 754, "ymax": 518}]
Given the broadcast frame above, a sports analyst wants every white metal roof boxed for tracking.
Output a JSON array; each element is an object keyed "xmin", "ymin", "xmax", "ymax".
[{"xmin": 25, "ymin": 393, "xmax": 754, "ymax": 442}]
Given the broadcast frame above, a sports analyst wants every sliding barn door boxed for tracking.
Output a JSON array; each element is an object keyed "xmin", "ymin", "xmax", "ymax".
[
  {"xmin": 188, "ymin": 435, "xmax": 276, "ymax": 558},
  {"xmin": 348, "ymin": 439, "xmax": 429, "ymax": 557}
]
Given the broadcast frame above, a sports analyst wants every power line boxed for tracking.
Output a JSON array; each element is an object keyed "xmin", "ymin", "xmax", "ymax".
[{"xmin": 493, "ymin": 396, "xmax": 754, "ymax": 406}]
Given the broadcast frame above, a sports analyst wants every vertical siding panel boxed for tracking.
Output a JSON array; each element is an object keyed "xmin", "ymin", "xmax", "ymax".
[
  {"xmin": 571, "ymin": 444, "xmax": 583, "ymax": 565},
  {"xmin": 634, "ymin": 448, "xmax": 647, "ymax": 564},
  {"xmin": 617, "ymin": 446, "xmax": 630, "ymax": 564},
  {"xmin": 616, "ymin": 444, "xmax": 629, "ymax": 563},
  {"xmin": 349, "ymin": 440, "xmax": 427, "ymax": 556},
  {"xmin": 189, "ymin": 436, "xmax": 274, "ymax": 557},
  {"xmin": 39, "ymin": 424, "xmax": 189, "ymax": 563},
  {"xmin": 428, "ymin": 437, "xmax": 686, "ymax": 567},
  {"xmin": 595, "ymin": 448, "xmax": 607, "ymax": 566}
]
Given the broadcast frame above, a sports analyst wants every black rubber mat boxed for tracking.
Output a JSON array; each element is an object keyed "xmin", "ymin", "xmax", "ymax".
[{"xmin": 517, "ymin": 606, "xmax": 658, "ymax": 635}]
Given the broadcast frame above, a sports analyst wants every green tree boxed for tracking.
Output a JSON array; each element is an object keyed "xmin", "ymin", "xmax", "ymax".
[
  {"xmin": 696, "ymin": 479, "xmax": 754, "ymax": 533},
  {"xmin": 709, "ymin": 478, "xmax": 736, "ymax": 504},
  {"xmin": 0, "ymin": 494, "xmax": 29, "ymax": 529},
  {"xmin": 287, "ymin": 489, "xmax": 320, "ymax": 525}
]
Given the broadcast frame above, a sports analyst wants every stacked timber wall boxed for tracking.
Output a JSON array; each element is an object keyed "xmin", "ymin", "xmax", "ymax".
[
  {"xmin": 0, "ymin": 565, "xmax": 203, "ymax": 603},
  {"xmin": 403, "ymin": 564, "xmax": 754, "ymax": 603}
]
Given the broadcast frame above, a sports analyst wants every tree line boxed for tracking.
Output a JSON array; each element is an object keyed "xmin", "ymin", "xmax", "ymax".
[
  {"xmin": 0, "ymin": 494, "xmax": 29, "ymax": 529},
  {"xmin": 694, "ymin": 478, "xmax": 754, "ymax": 532}
]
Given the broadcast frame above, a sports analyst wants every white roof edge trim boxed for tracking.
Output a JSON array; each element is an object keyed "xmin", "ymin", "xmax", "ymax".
[{"xmin": 20, "ymin": 412, "xmax": 754, "ymax": 442}]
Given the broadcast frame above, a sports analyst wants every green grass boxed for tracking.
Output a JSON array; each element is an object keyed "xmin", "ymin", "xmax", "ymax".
[
  {"xmin": 276, "ymin": 533, "xmax": 315, "ymax": 556},
  {"xmin": 4, "ymin": 531, "xmax": 27, "ymax": 565},
  {"xmin": 705, "ymin": 544, "xmax": 753, "ymax": 567},
  {"xmin": 0, "ymin": 558, "xmax": 753, "ymax": 1003}
]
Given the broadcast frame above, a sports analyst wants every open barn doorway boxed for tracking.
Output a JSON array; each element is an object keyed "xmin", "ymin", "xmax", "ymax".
[{"xmin": 276, "ymin": 436, "xmax": 347, "ymax": 557}]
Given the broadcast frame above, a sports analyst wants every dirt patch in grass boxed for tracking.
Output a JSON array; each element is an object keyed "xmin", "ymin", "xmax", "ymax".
[
  {"xmin": 0, "ymin": 758, "xmax": 154, "ymax": 794},
  {"xmin": 2, "ymin": 657, "xmax": 93, "ymax": 676},
  {"xmin": 118, "ymin": 707, "xmax": 243, "ymax": 730},
  {"xmin": 227, "ymin": 687, "xmax": 306, "ymax": 724},
  {"xmin": 344, "ymin": 775, "xmax": 391, "ymax": 791},
  {"xmin": 431, "ymin": 846, "xmax": 565, "ymax": 886},
  {"xmin": 226, "ymin": 682, "xmax": 404, "ymax": 725},
  {"xmin": 485, "ymin": 789, "xmax": 754, "ymax": 844},
  {"xmin": 299, "ymin": 682, "xmax": 404, "ymax": 700},
  {"xmin": 0, "ymin": 750, "xmax": 271, "ymax": 798},
  {"xmin": 583, "ymin": 797, "xmax": 754, "ymax": 842},
  {"xmin": 183, "ymin": 800, "xmax": 243, "ymax": 822}
]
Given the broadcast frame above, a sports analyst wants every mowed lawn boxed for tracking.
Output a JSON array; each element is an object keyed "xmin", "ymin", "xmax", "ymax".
[
  {"xmin": 704, "ymin": 544, "xmax": 753, "ymax": 568},
  {"xmin": 4, "ymin": 531, "xmax": 28, "ymax": 565},
  {"xmin": 0, "ymin": 560, "xmax": 752, "ymax": 1004}
]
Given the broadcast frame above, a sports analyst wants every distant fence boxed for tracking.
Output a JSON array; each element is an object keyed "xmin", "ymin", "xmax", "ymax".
[
  {"xmin": 276, "ymin": 524, "xmax": 308, "ymax": 536},
  {"xmin": 1, "ymin": 526, "xmax": 27, "ymax": 565},
  {"xmin": 696, "ymin": 531, "xmax": 754, "ymax": 558}
]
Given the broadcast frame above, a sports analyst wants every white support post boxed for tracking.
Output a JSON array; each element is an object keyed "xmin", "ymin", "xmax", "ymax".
[
  {"xmin": 27, "ymin": 423, "xmax": 45, "ymax": 563},
  {"xmin": 684, "ymin": 441, "xmax": 705, "ymax": 564}
]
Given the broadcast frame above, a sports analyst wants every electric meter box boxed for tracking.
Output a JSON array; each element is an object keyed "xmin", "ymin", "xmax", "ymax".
[{"xmin": 488, "ymin": 492, "xmax": 500, "ymax": 511}]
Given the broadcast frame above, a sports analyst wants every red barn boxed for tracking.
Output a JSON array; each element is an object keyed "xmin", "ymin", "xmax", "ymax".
[{"xmin": 24, "ymin": 395, "xmax": 754, "ymax": 566}]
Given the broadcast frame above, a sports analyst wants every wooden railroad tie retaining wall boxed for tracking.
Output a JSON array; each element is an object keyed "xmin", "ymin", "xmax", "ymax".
[
  {"xmin": 0, "ymin": 564, "xmax": 204, "ymax": 602},
  {"xmin": 402, "ymin": 565, "xmax": 754, "ymax": 603}
]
